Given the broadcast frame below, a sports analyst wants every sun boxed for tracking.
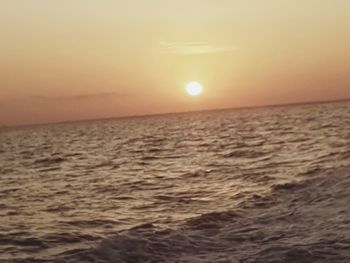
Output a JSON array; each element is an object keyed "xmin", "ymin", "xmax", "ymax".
[{"xmin": 185, "ymin": 81, "xmax": 203, "ymax": 96}]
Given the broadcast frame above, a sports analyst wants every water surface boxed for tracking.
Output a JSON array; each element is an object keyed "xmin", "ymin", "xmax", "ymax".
[{"xmin": 1, "ymin": 101, "xmax": 349, "ymax": 262}]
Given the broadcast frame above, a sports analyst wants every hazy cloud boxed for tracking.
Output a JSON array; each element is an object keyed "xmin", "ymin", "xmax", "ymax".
[
  {"xmin": 31, "ymin": 92, "xmax": 128, "ymax": 102},
  {"xmin": 159, "ymin": 41, "xmax": 237, "ymax": 55}
]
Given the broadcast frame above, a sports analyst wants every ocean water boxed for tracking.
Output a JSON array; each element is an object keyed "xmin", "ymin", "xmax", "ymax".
[{"xmin": 1, "ymin": 101, "xmax": 350, "ymax": 262}]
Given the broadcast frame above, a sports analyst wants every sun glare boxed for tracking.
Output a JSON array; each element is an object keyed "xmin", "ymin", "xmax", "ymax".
[{"xmin": 185, "ymin": 81, "xmax": 203, "ymax": 96}]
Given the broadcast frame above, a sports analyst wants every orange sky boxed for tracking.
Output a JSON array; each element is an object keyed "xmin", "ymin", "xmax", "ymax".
[{"xmin": 1, "ymin": 1, "xmax": 349, "ymax": 125}]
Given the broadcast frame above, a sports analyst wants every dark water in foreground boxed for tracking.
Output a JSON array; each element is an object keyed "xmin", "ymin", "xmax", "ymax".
[{"xmin": 0, "ymin": 102, "xmax": 350, "ymax": 262}]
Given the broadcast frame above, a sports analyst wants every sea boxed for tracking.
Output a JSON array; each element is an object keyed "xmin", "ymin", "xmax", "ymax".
[{"xmin": 1, "ymin": 101, "xmax": 350, "ymax": 263}]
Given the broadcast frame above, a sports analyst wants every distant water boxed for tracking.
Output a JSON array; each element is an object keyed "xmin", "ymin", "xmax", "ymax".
[{"xmin": 1, "ymin": 102, "xmax": 350, "ymax": 262}]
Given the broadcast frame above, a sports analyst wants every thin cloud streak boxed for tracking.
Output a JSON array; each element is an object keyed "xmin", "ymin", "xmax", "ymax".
[
  {"xmin": 159, "ymin": 41, "xmax": 237, "ymax": 55},
  {"xmin": 31, "ymin": 92, "xmax": 129, "ymax": 102}
]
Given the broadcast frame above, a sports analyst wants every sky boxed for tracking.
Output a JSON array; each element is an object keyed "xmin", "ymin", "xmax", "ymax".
[{"xmin": 1, "ymin": 0, "xmax": 350, "ymax": 125}]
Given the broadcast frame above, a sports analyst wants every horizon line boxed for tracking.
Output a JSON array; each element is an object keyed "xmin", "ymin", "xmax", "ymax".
[{"xmin": 2, "ymin": 97, "xmax": 350, "ymax": 129}]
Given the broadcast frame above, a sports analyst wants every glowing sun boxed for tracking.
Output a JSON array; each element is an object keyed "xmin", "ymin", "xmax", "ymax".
[{"xmin": 185, "ymin": 81, "xmax": 203, "ymax": 96}]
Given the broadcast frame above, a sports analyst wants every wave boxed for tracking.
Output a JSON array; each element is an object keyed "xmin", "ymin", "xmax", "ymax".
[
  {"xmin": 33, "ymin": 157, "xmax": 66, "ymax": 166},
  {"xmin": 223, "ymin": 149, "xmax": 269, "ymax": 159},
  {"xmin": 46, "ymin": 166, "xmax": 350, "ymax": 263}
]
